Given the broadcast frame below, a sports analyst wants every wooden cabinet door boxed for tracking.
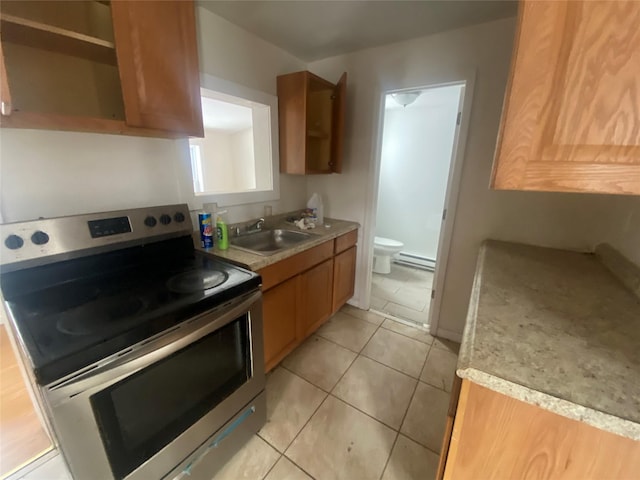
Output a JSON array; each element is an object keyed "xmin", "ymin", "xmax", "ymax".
[
  {"xmin": 443, "ymin": 381, "xmax": 640, "ymax": 479},
  {"xmin": 111, "ymin": 0, "xmax": 203, "ymax": 136},
  {"xmin": 492, "ymin": 0, "xmax": 640, "ymax": 195},
  {"xmin": 330, "ymin": 72, "xmax": 347, "ymax": 173},
  {"xmin": 0, "ymin": 43, "xmax": 12, "ymax": 116},
  {"xmin": 277, "ymin": 70, "xmax": 346, "ymax": 175},
  {"xmin": 262, "ymin": 277, "xmax": 298, "ymax": 372},
  {"xmin": 332, "ymin": 245, "xmax": 356, "ymax": 313},
  {"xmin": 298, "ymin": 258, "xmax": 334, "ymax": 337}
]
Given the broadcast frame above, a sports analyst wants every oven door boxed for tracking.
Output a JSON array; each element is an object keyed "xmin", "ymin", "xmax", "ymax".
[{"xmin": 43, "ymin": 289, "xmax": 264, "ymax": 480}]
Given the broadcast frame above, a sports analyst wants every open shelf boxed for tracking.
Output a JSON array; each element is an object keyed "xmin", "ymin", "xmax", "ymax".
[{"xmin": 0, "ymin": 13, "xmax": 116, "ymax": 65}]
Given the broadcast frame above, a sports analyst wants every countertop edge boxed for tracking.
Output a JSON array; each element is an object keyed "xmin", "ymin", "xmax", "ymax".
[
  {"xmin": 457, "ymin": 367, "xmax": 640, "ymax": 441},
  {"xmin": 457, "ymin": 240, "xmax": 640, "ymax": 442},
  {"xmin": 195, "ymin": 219, "xmax": 359, "ymax": 271},
  {"xmin": 457, "ymin": 242, "xmax": 488, "ymax": 372}
]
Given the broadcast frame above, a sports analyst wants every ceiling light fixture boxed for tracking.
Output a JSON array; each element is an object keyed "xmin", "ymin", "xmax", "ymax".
[{"xmin": 391, "ymin": 91, "xmax": 421, "ymax": 107}]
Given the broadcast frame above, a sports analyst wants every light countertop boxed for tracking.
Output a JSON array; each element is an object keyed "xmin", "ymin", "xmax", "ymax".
[
  {"xmin": 458, "ymin": 240, "xmax": 640, "ymax": 440},
  {"xmin": 194, "ymin": 216, "xmax": 359, "ymax": 271}
]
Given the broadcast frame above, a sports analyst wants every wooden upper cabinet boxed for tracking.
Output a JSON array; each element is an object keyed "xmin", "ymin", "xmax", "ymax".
[
  {"xmin": 492, "ymin": 0, "xmax": 640, "ymax": 195},
  {"xmin": 111, "ymin": 0, "xmax": 203, "ymax": 137},
  {"xmin": 277, "ymin": 71, "xmax": 347, "ymax": 174},
  {"xmin": 0, "ymin": 43, "xmax": 11, "ymax": 116},
  {"xmin": 0, "ymin": 0, "xmax": 203, "ymax": 138}
]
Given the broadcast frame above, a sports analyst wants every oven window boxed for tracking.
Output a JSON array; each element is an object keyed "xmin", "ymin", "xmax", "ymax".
[{"xmin": 91, "ymin": 314, "xmax": 251, "ymax": 480}]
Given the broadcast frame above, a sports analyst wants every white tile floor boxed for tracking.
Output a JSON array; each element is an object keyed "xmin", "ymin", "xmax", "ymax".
[
  {"xmin": 370, "ymin": 264, "xmax": 434, "ymax": 325},
  {"xmin": 21, "ymin": 307, "xmax": 460, "ymax": 480},
  {"xmin": 217, "ymin": 306, "xmax": 459, "ymax": 480}
]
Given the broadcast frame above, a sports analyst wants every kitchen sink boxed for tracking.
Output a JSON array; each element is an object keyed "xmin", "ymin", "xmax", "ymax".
[{"xmin": 231, "ymin": 229, "xmax": 313, "ymax": 255}]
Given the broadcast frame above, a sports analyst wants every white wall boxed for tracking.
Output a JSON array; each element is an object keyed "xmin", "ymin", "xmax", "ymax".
[
  {"xmin": 0, "ymin": 130, "xmax": 183, "ymax": 222},
  {"xmin": 191, "ymin": 129, "xmax": 237, "ymax": 192},
  {"xmin": 598, "ymin": 197, "xmax": 640, "ymax": 266},
  {"xmin": 376, "ymin": 86, "xmax": 461, "ymax": 259},
  {"xmin": 0, "ymin": 7, "xmax": 308, "ymax": 225},
  {"xmin": 307, "ymin": 17, "xmax": 640, "ymax": 338},
  {"xmin": 178, "ymin": 7, "xmax": 309, "ymax": 222},
  {"xmin": 231, "ymin": 128, "xmax": 256, "ymax": 190}
]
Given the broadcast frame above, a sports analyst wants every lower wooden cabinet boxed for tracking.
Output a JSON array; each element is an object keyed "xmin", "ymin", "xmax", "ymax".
[
  {"xmin": 299, "ymin": 259, "xmax": 334, "ymax": 338},
  {"xmin": 262, "ymin": 276, "xmax": 298, "ymax": 372},
  {"xmin": 332, "ymin": 246, "xmax": 356, "ymax": 314},
  {"xmin": 439, "ymin": 379, "xmax": 640, "ymax": 479},
  {"xmin": 259, "ymin": 230, "xmax": 358, "ymax": 371}
]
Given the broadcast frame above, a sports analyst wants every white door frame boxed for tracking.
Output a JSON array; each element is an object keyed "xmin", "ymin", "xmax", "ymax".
[{"xmin": 360, "ymin": 70, "xmax": 476, "ymax": 338}]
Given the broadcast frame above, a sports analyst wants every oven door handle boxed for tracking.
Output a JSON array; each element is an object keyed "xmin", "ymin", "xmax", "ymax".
[{"xmin": 47, "ymin": 290, "xmax": 261, "ymax": 404}]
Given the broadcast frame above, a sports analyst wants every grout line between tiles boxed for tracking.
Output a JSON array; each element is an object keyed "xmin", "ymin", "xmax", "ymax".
[
  {"xmin": 417, "ymin": 344, "xmax": 433, "ymax": 381},
  {"xmin": 378, "ymin": 322, "xmax": 434, "ymax": 345},
  {"xmin": 326, "ymin": 390, "xmax": 407, "ymax": 433},
  {"xmin": 277, "ymin": 338, "xmax": 361, "ymax": 457},
  {"xmin": 378, "ymin": 369, "xmax": 423, "ymax": 480},
  {"xmin": 418, "ymin": 377, "xmax": 452, "ymax": 394},
  {"xmin": 377, "ymin": 432, "xmax": 400, "ymax": 480},
  {"xmin": 312, "ymin": 329, "xmax": 375, "ymax": 355},
  {"xmin": 280, "ymin": 393, "xmax": 331, "ymax": 476},
  {"xmin": 339, "ymin": 307, "xmax": 386, "ymax": 327},
  {"xmin": 358, "ymin": 350, "xmax": 424, "ymax": 380},
  {"xmin": 260, "ymin": 453, "xmax": 283, "ymax": 480},
  {"xmin": 399, "ymin": 372, "xmax": 422, "ymax": 432},
  {"xmin": 278, "ymin": 364, "xmax": 330, "ymax": 394}
]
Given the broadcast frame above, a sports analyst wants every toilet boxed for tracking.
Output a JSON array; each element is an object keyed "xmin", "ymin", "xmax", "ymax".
[{"xmin": 373, "ymin": 236, "xmax": 404, "ymax": 274}]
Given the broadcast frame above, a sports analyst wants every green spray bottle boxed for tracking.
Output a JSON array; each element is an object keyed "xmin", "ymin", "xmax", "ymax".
[{"xmin": 216, "ymin": 211, "xmax": 229, "ymax": 250}]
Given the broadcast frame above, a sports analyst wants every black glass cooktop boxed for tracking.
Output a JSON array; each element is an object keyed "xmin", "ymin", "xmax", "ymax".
[{"xmin": 1, "ymin": 236, "xmax": 260, "ymax": 385}]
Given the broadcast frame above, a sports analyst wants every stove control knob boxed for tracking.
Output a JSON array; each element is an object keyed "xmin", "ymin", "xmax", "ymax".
[
  {"xmin": 144, "ymin": 216, "xmax": 157, "ymax": 227},
  {"xmin": 31, "ymin": 231, "xmax": 50, "ymax": 245},
  {"xmin": 5, "ymin": 234, "xmax": 24, "ymax": 250},
  {"xmin": 159, "ymin": 214, "xmax": 172, "ymax": 225},
  {"xmin": 174, "ymin": 212, "xmax": 186, "ymax": 223}
]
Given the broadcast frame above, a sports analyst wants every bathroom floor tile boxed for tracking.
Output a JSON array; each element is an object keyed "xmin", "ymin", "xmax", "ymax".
[
  {"xmin": 386, "ymin": 287, "xmax": 428, "ymax": 312},
  {"xmin": 282, "ymin": 336, "xmax": 357, "ymax": 391},
  {"xmin": 420, "ymin": 347, "xmax": 458, "ymax": 392},
  {"xmin": 212, "ymin": 435, "xmax": 280, "ymax": 480},
  {"xmin": 259, "ymin": 368, "xmax": 327, "ymax": 452},
  {"xmin": 340, "ymin": 305, "xmax": 385, "ymax": 326},
  {"xmin": 371, "ymin": 283, "xmax": 401, "ymax": 302},
  {"xmin": 264, "ymin": 456, "xmax": 312, "ymax": 480},
  {"xmin": 370, "ymin": 295, "xmax": 388, "ymax": 310},
  {"xmin": 285, "ymin": 396, "xmax": 396, "ymax": 480},
  {"xmin": 316, "ymin": 311, "xmax": 378, "ymax": 352},
  {"xmin": 381, "ymin": 434, "xmax": 439, "ymax": 480},
  {"xmin": 332, "ymin": 356, "xmax": 417, "ymax": 429},
  {"xmin": 400, "ymin": 383, "xmax": 449, "ymax": 452},
  {"xmin": 381, "ymin": 318, "xmax": 434, "ymax": 345},
  {"xmin": 361, "ymin": 328, "xmax": 429, "ymax": 378}
]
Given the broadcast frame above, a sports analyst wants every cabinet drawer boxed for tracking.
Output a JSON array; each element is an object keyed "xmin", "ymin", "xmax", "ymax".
[
  {"xmin": 259, "ymin": 240, "xmax": 333, "ymax": 291},
  {"xmin": 334, "ymin": 230, "xmax": 357, "ymax": 254}
]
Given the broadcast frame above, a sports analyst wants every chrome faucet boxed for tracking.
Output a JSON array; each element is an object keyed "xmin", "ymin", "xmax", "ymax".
[{"xmin": 246, "ymin": 217, "xmax": 265, "ymax": 233}]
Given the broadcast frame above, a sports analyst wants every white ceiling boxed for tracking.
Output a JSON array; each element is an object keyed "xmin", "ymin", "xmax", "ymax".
[{"xmin": 198, "ymin": 0, "xmax": 518, "ymax": 62}]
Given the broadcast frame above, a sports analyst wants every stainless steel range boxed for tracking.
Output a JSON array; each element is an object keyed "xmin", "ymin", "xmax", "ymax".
[{"xmin": 0, "ymin": 204, "xmax": 266, "ymax": 480}]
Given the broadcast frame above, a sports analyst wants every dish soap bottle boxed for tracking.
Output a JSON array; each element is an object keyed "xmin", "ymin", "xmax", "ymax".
[
  {"xmin": 216, "ymin": 211, "xmax": 229, "ymax": 250},
  {"xmin": 307, "ymin": 192, "xmax": 324, "ymax": 225}
]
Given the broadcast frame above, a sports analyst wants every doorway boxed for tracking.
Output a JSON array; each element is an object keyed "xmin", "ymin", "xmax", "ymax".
[{"xmin": 368, "ymin": 83, "xmax": 466, "ymax": 329}]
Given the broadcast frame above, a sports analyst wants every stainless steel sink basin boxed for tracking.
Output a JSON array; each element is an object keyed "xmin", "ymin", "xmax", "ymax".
[{"xmin": 231, "ymin": 229, "xmax": 312, "ymax": 255}]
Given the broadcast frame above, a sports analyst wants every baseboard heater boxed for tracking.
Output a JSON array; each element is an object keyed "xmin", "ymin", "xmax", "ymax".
[{"xmin": 393, "ymin": 252, "xmax": 435, "ymax": 271}]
